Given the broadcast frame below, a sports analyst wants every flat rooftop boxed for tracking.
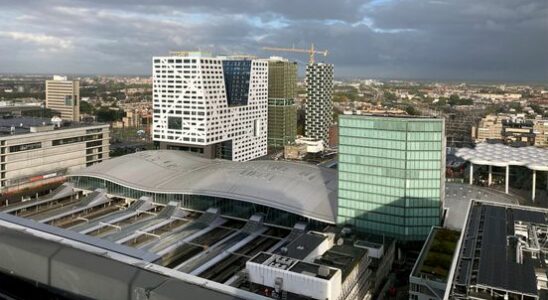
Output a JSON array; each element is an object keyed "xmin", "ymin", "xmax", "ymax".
[
  {"xmin": 411, "ymin": 227, "xmax": 459, "ymax": 283},
  {"xmin": 0, "ymin": 116, "xmax": 106, "ymax": 137},
  {"xmin": 285, "ymin": 232, "xmax": 327, "ymax": 260},
  {"xmin": 249, "ymin": 252, "xmax": 338, "ymax": 280},
  {"xmin": 314, "ymin": 244, "xmax": 368, "ymax": 279},
  {"xmin": 340, "ymin": 113, "xmax": 442, "ymax": 120},
  {"xmin": 450, "ymin": 201, "xmax": 548, "ymax": 299},
  {"xmin": 444, "ymin": 183, "xmax": 520, "ymax": 230}
]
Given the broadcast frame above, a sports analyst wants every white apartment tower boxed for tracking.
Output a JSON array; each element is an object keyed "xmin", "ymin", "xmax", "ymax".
[
  {"xmin": 305, "ymin": 63, "xmax": 333, "ymax": 145},
  {"xmin": 152, "ymin": 52, "xmax": 268, "ymax": 161}
]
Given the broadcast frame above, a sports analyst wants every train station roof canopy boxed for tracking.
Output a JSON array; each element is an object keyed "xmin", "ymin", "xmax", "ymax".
[{"xmin": 69, "ymin": 151, "xmax": 338, "ymax": 224}]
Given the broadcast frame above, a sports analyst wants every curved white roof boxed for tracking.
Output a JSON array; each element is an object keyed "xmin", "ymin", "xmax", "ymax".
[
  {"xmin": 456, "ymin": 143, "xmax": 548, "ymax": 171},
  {"xmin": 68, "ymin": 151, "xmax": 338, "ymax": 224}
]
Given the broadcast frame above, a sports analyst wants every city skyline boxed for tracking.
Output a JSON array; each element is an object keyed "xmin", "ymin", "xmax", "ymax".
[{"xmin": 0, "ymin": 0, "xmax": 546, "ymax": 82}]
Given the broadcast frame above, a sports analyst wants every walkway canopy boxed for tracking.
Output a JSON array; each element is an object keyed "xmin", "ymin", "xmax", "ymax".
[
  {"xmin": 456, "ymin": 143, "xmax": 548, "ymax": 171},
  {"xmin": 455, "ymin": 143, "xmax": 548, "ymax": 201}
]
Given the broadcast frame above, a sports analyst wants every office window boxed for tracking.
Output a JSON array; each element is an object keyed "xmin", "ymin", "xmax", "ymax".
[
  {"xmin": 9, "ymin": 142, "xmax": 41, "ymax": 152},
  {"xmin": 64, "ymin": 95, "xmax": 73, "ymax": 106},
  {"xmin": 168, "ymin": 117, "xmax": 182, "ymax": 130}
]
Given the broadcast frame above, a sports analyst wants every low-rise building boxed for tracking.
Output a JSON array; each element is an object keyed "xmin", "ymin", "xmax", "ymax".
[
  {"xmin": 295, "ymin": 137, "xmax": 325, "ymax": 153},
  {"xmin": 0, "ymin": 117, "xmax": 109, "ymax": 203},
  {"xmin": 284, "ymin": 143, "xmax": 307, "ymax": 160},
  {"xmin": 472, "ymin": 114, "xmax": 548, "ymax": 147},
  {"xmin": 409, "ymin": 227, "xmax": 459, "ymax": 300},
  {"xmin": 446, "ymin": 201, "xmax": 548, "ymax": 299},
  {"xmin": 534, "ymin": 120, "xmax": 548, "ymax": 147},
  {"xmin": 501, "ymin": 118, "xmax": 535, "ymax": 146},
  {"xmin": 472, "ymin": 114, "xmax": 504, "ymax": 142}
]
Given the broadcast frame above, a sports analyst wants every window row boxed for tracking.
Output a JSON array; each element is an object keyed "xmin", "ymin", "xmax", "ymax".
[{"xmin": 339, "ymin": 164, "xmax": 441, "ymax": 180}]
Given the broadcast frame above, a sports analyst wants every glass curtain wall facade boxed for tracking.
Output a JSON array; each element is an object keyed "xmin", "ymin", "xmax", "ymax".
[
  {"xmin": 267, "ymin": 59, "xmax": 298, "ymax": 148},
  {"xmin": 222, "ymin": 60, "xmax": 252, "ymax": 107},
  {"xmin": 337, "ymin": 115, "xmax": 445, "ymax": 241},
  {"xmin": 268, "ymin": 99, "xmax": 297, "ymax": 147},
  {"xmin": 70, "ymin": 176, "xmax": 322, "ymax": 228}
]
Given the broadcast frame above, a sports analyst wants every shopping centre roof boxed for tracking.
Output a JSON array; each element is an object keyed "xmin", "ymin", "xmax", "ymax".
[
  {"xmin": 68, "ymin": 151, "xmax": 338, "ymax": 224},
  {"xmin": 455, "ymin": 143, "xmax": 548, "ymax": 171}
]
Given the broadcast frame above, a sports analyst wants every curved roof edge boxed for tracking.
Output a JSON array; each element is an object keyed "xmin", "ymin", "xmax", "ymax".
[
  {"xmin": 68, "ymin": 151, "xmax": 338, "ymax": 224},
  {"xmin": 455, "ymin": 143, "xmax": 548, "ymax": 171}
]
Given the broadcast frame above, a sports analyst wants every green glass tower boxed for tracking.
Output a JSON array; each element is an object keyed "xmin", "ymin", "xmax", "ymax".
[
  {"xmin": 267, "ymin": 58, "xmax": 298, "ymax": 148},
  {"xmin": 337, "ymin": 115, "xmax": 445, "ymax": 241}
]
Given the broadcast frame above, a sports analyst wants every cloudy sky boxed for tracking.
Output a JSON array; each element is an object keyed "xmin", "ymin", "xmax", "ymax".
[{"xmin": 0, "ymin": 0, "xmax": 546, "ymax": 81}]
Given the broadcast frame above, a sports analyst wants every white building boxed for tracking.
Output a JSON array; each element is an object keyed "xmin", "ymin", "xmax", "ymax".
[{"xmin": 152, "ymin": 52, "xmax": 268, "ymax": 161}]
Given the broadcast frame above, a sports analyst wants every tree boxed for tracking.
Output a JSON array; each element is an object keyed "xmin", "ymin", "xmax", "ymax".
[
  {"xmin": 447, "ymin": 95, "xmax": 473, "ymax": 106},
  {"xmin": 96, "ymin": 108, "xmax": 123, "ymax": 122},
  {"xmin": 80, "ymin": 101, "xmax": 95, "ymax": 115},
  {"xmin": 530, "ymin": 104, "xmax": 544, "ymax": 115},
  {"xmin": 405, "ymin": 105, "xmax": 421, "ymax": 116},
  {"xmin": 384, "ymin": 91, "xmax": 397, "ymax": 101},
  {"xmin": 508, "ymin": 102, "xmax": 522, "ymax": 112}
]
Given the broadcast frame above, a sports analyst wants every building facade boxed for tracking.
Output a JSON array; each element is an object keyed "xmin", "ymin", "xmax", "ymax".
[
  {"xmin": 305, "ymin": 63, "xmax": 333, "ymax": 145},
  {"xmin": 45, "ymin": 76, "xmax": 80, "ymax": 121},
  {"xmin": 0, "ymin": 118, "xmax": 109, "ymax": 201},
  {"xmin": 501, "ymin": 118, "xmax": 535, "ymax": 146},
  {"xmin": 152, "ymin": 52, "xmax": 268, "ymax": 162},
  {"xmin": 472, "ymin": 114, "xmax": 503, "ymax": 142},
  {"xmin": 267, "ymin": 58, "xmax": 297, "ymax": 148},
  {"xmin": 337, "ymin": 115, "xmax": 445, "ymax": 241},
  {"xmin": 533, "ymin": 119, "xmax": 548, "ymax": 147},
  {"xmin": 472, "ymin": 114, "xmax": 548, "ymax": 147}
]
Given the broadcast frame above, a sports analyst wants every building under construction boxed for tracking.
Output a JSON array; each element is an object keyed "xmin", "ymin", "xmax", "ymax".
[
  {"xmin": 443, "ymin": 108, "xmax": 485, "ymax": 148},
  {"xmin": 267, "ymin": 57, "xmax": 298, "ymax": 148},
  {"xmin": 262, "ymin": 45, "xmax": 332, "ymax": 147}
]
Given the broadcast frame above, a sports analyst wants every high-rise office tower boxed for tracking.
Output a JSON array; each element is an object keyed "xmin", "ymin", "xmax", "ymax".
[
  {"xmin": 337, "ymin": 114, "xmax": 445, "ymax": 241},
  {"xmin": 45, "ymin": 76, "xmax": 80, "ymax": 121},
  {"xmin": 305, "ymin": 63, "xmax": 333, "ymax": 145},
  {"xmin": 152, "ymin": 52, "xmax": 268, "ymax": 162},
  {"xmin": 267, "ymin": 57, "xmax": 297, "ymax": 148}
]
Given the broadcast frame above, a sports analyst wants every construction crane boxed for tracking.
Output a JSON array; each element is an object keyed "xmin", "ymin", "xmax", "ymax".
[{"xmin": 262, "ymin": 44, "xmax": 328, "ymax": 64}]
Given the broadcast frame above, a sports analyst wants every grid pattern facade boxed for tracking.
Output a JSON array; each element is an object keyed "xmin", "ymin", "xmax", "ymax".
[
  {"xmin": 45, "ymin": 79, "xmax": 80, "ymax": 121},
  {"xmin": 337, "ymin": 115, "xmax": 445, "ymax": 241},
  {"xmin": 268, "ymin": 59, "xmax": 297, "ymax": 148},
  {"xmin": 152, "ymin": 54, "xmax": 268, "ymax": 161},
  {"xmin": 305, "ymin": 63, "xmax": 333, "ymax": 144},
  {"xmin": 268, "ymin": 99, "xmax": 297, "ymax": 147},
  {"xmin": 268, "ymin": 60, "xmax": 297, "ymax": 99}
]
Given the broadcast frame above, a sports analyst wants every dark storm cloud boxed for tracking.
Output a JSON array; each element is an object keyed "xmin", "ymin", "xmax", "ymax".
[{"xmin": 0, "ymin": 0, "xmax": 546, "ymax": 81}]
